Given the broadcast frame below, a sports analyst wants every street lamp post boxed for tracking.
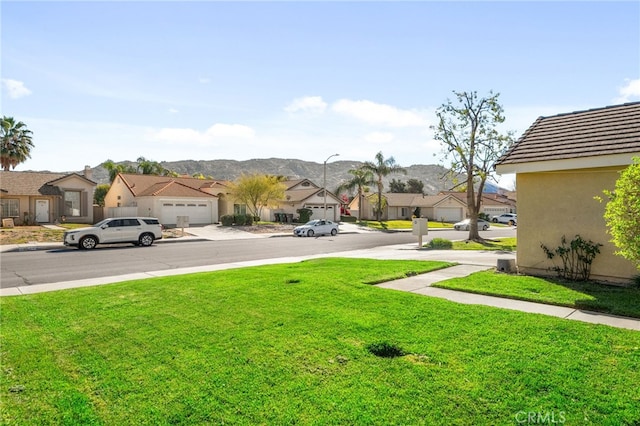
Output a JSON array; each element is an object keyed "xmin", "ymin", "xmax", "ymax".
[{"xmin": 323, "ymin": 153, "xmax": 339, "ymax": 220}]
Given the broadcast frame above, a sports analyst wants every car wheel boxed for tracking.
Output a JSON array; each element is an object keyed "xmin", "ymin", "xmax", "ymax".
[
  {"xmin": 307, "ymin": 229, "xmax": 314, "ymax": 237},
  {"xmin": 492, "ymin": 218, "xmax": 498, "ymax": 223},
  {"xmin": 483, "ymin": 225, "xmax": 489, "ymax": 230},
  {"xmin": 330, "ymin": 228, "xmax": 337, "ymax": 236},
  {"xmin": 79, "ymin": 236, "xmax": 97, "ymax": 250},
  {"xmin": 508, "ymin": 220, "xmax": 515, "ymax": 226},
  {"xmin": 139, "ymin": 233, "xmax": 155, "ymax": 247}
]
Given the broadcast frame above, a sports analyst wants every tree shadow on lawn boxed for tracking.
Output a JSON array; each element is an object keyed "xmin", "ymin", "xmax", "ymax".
[{"xmin": 550, "ymin": 277, "xmax": 640, "ymax": 318}]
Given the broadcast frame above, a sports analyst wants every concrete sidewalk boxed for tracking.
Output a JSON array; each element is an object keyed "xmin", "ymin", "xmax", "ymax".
[{"xmin": 376, "ymin": 264, "xmax": 640, "ymax": 331}]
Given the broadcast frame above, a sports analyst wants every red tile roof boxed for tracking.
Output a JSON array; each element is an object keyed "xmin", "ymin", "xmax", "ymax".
[{"xmin": 118, "ymin": 173, "xmax": 218, "ymax": 198}]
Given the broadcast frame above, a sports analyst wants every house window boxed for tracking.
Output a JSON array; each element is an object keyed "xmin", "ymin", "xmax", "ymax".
[
  {"xmin": 64, "ymin": 191, "xmax": 81, "ymax": 217},
  {"xmin": 401, "ymin": 208, "xmax": 408, "ymax": 217},
  {"xmin": 234, "ymin": 204, "xmax": 247, "ymax": 215},
  {"xmin": 0, "ymin": 199, "xmax": 19, "ymax": 217}
]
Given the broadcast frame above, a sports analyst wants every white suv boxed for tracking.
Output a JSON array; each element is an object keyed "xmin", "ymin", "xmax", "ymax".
[
  {"xmin": 492, "ymin": 213, "xmax": 517, "ymax": 226},
  {"xmin": 63, "ymin": 217, "xmax": 163, "ymax": 249}
]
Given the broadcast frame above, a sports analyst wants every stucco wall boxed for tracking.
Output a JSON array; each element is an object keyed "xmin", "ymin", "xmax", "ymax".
[{"xmin": 517, "ymin": 167, "xmax": 637, "ymax": 283}]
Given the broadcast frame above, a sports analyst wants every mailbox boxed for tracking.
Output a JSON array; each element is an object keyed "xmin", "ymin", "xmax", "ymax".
[
  {"xmin": 176, "ymin": 216, "xmax": 189, "ymax": 228},
  {"xmin": 412, "ymin": 218, "xmax": 428, "ymax": 236}
]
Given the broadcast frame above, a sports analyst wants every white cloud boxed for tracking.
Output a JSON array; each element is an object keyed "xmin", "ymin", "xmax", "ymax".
[
  {"xmin": 284, "ymin": 96, "xmax": 328, "ymax": 114},
  {"xmin": 206, "ymin": 123, "xmax": 255, "ymax": 139},
  {"xmin": 199, "ymin": 77, "xmax": 211, "ymax": 84},
  {"xmin": 1, "ymin": 78, "xmax": 32, "ymax": 99},
  {"xmin": 331, "ymin": 99, "xmax": 428, "ymax": 128},
  {"xmin": 614, "ymin": 78, "xmax": 640, "ymax": 103},
  {"xmin": 363, "ymin": 131, "xmax": 395, "ymax": 144},
  {"xmin": 168, "ymin": 108, "xmax": 179, "ymax": 114},
  {"xmin": 148, "ymin": 123, "xmax": 255, "ymax": 146}
]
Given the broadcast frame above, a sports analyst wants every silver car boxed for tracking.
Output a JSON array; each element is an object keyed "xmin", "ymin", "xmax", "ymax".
[
  {"xmin": 454, "ymin": 218, "xmax": 490, "ymax": 231},
  {"xmin": 293, "ymin": 220, "xmax": 339, "ymax": 237}
]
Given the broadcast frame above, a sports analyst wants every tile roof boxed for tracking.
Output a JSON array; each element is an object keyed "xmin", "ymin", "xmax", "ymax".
[
  {"xmin": 496, "ymin": 102, "xmax": 640, "ymax": 166},
  {"xmin": 0, "ymin": 171, "xmax": 93, "ymax": 196},
  {"xmin": 118, "ymin": 173, "xmax": 218, "ymax": 198}
]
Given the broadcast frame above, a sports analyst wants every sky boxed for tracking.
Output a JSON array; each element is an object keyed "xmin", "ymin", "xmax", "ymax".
[{"xmin": 2, "ymin": 0, "xmax": 639, "ymax": 188}]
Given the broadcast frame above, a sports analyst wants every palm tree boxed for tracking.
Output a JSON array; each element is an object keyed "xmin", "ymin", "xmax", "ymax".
[
  {"xmin": 102, "ymin": 159, "xmax": 136, "ymax": 182},
  {"xmin": 1, "ymin": 116, "xmax": 34, "ymax": 170},
  {"xmin": 136, "ymin": 157, "xmax": 166, "ymax": 175},
  {"xmin": 361, "ymin": 151, "xmax": 407, "ymax": 221},
  {"xmin": 337, "ymin": 167, "xmax": 374, "ymax": 221}
]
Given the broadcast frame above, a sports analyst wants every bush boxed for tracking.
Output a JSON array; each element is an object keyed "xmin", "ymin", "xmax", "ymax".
[
  {"xmin": 541, "ymin": 235, "xmax": 602, "ymax": 281},
  {"xmin": 427, "ymin": 238, "xmax": 453, "ymax": 249},
  {"xmin": 233, "ymin": 215, "xmax": 253, "ymax": 226},
  {"xmin": 297, "ymin": 208, "xmax": 313, "ymax": 223},
  {"xmin": 220, "ymin": 215, "xmax": 234, "ymax": 226}
]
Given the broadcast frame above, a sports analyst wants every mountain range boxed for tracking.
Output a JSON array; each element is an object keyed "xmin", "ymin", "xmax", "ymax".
[{"xmin": 87, "ymin": 158, "xmax": 500, "ymax": 195}]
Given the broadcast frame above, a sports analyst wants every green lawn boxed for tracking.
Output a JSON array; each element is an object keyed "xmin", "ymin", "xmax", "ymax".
[
  {"xmin": 359, "ymin": 220, "xmax": 453, "ymax": 230},
  {"xmin": 451, "ymin": 237, "xmax": 517, "ymax": 251},
  {"xmin": 2, "ymin": 259, "xmax": 639, "ymax": 425},
  {"xmin": 434, "ymin": 270, "xmax": 640, "ymax": 318}
]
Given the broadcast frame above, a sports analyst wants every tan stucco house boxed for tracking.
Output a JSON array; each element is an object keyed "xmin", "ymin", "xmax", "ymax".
[
  {"xmin": 0, "ymin": 169, "xmax": 96, "ymax": 225},
  {"xmin": 104, "ymin": 173, "xmax": 223, "ymax": 225},
  {"xmin": 266, "ymin": 179, "xmax": 343, "ymax": 222},
  {"xmin": 350, "ymin": 191, "xmax": 514, "ymax": 222},
  {"xmin": 495, "ymin": 102, "xmax": 640, "ymax": 283},
  {"xmin": 103, "ymin": 174, "xmax": 343, "ymax": 225}
]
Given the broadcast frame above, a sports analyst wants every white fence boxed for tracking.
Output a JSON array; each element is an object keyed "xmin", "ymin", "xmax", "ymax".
[{"xmin": 105, "ymin": 207, "xmax": 138, "ymax": 218}]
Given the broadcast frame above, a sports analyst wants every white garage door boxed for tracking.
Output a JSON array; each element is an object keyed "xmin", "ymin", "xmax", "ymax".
[
  {"xmin": 435, "ymin": 207, "xmax": 462, "ymax": 222},
  {"xmin": 161, "ymin": 203, "xmax": 212, "ymax": 225}
]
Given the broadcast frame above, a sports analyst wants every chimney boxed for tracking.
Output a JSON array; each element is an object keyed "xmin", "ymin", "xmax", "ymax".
[{"xmin": 83, "ymin": 165, "xmax": 93, "ymax": 181}]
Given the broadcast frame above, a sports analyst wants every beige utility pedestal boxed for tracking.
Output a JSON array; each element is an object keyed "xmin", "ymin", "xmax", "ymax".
[{"xmin": 412, "ymin": 218, "xmax": 428, "ymax": 247}]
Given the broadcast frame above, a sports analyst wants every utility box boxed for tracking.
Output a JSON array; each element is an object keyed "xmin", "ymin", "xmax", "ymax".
[{"xmin": 412, "ymin": 218, "xmax": 428, "ymax": 236}]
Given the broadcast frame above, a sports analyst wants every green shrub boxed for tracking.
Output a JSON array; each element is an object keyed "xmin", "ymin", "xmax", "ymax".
[
  {"xmin": 541, "ymin": 235, "xmax": 602, "ymax": 281},
  {"xmin": 297, "ymin": 208, "xmax": 313, "ymax": 223},
  {"xmin": 220, "ymin": 215, "xmax": 234, "ymax": 226},
  {"xmin": 427, "ymin": 238, "xmax": 453, "ymax": 250}
]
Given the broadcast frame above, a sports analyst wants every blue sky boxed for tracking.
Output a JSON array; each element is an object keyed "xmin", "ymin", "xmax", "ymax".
[{"xmin": 2, "ymin": 1, "xmax": 639, "ymax": 186}]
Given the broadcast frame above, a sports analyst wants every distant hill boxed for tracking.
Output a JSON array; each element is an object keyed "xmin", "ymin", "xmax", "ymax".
[{"xmin": 86, "ymin": 158, "xmax": 499, "ymax": 195}]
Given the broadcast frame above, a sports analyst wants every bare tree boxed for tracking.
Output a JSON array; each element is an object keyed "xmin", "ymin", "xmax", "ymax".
[{"xmin": 432, "ymin": 91, "xmax": 514, "ymax": 241}]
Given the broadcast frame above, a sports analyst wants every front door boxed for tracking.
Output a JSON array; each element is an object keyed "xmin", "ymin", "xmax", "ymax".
[{"xmin": 35, "ymin": 199, "xmax": 50, "ymax": 223}]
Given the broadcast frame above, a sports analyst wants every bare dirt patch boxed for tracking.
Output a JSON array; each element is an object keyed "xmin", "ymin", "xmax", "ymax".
[{"xmin": 234, "ymin": 224, "xmax": 296, "ymax": 234}]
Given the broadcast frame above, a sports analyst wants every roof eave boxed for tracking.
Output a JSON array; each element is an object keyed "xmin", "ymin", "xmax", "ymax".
[{"xmin": 496, "ymin": 152, "xmax": 640, "ymax": 174}]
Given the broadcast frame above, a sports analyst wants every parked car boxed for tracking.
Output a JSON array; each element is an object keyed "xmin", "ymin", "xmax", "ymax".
[
  {"xmin": 454, "ymin": 218, "xmax": 491, "ymax": 231},
  {"xmin": 492, "ymin": 213, "xmax": 517, "ymax": 225},
  {"xmin": 293, "ymin": 220, "xmax": 339, "ymax": 237},
  {"xmin": 63, "ymin": 217, "xmax": 163, "ymax": 249}
]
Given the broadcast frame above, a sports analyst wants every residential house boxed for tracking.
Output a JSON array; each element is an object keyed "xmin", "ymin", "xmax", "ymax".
[
  {"xmin": 439, "ymin": 191, "xmax": 516, "ymax": 219},
  {"xmin": 350, "ymin": 191, "xmax": 513, "ymax": 222},
  {"xmin": 495, "ymin": 102, "xmax": 640, "ymax": 283},
  {"xmin": 104, "ymin": 173, "xmax": 224, "ymax": 225},
  {"xmin": 266, "ymin": 179, "xmax": 343, "ymax": 222},
  {"xmin": 103, "ymin": 174, "xmax": 343, "ymax": 225},
  {"xmin": 0, "ymin": 168, "xmax": 96, "ymax": 225}
]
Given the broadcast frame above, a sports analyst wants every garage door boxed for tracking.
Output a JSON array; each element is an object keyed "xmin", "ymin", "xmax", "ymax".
[
  {"xmin": 435, "ymin": 207, "xmax": 462, "ymax": 222},
  {"xmin": 161, "ymin": 203, "xmax": 212, "ymax": 225}
]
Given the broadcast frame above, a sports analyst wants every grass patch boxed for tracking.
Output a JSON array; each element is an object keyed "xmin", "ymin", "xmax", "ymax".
[
  {"xmin": 2, "ymin": 258, "xmax": 640, "ymax": 424},
  {"xmin": 434, "ymin": 270, "xmax": 640, "ymax": 318},
  {"xmin": 451, "ymin": 237, "xmax": 517, "ymax": 251},
  {"xmin": 359, "ymin": 220, "xmax": 453, "ymax": 230}
]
